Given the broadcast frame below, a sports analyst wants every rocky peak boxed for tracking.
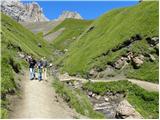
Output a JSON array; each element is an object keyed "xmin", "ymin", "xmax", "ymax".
[
  {"xmin": 1, "ymin": 0, "xmax": 49, "ymax": 22},
  {"xmin": 57, "ymin": 11, "xmax": 83, "ymax": 21}
]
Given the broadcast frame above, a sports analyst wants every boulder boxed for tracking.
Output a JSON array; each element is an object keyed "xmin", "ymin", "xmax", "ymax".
[
  {"xmin": 132, "ymin": 55, "xmax": 144, "ymax": 68},
  {"xmin": 89, "ymin": 69, "xmax": 98, "ymax": 78},
  {"xmin": 149, "ymin": 54, "xmax": 156, "ymax": 62},
  {"xmin": 95, "ymin": 95, "xmax": 101, "ymax": 100},
  {"xmin": 114, "ymin": 57, "xmax": 127, "ymax": 69},
  {"xmin": 146, "ymin": 37, "xmax": 159, "ymax": 46},
  {"xmin": 116, "ymin": 100, "xmax": 143, "ymax": 119}
]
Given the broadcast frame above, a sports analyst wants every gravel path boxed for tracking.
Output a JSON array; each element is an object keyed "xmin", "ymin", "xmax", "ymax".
[
  {"xmin": 59, "ymin": 75, "xmax": 159, "ymax": 92},
  {"xmin": 9, "ymin": 71, "xmax": 80, "ymax": 119}
]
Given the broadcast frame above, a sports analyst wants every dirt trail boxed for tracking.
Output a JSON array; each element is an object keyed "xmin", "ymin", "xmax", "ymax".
[
  {"xmin": 9, "ymin": 71, "xmax": 80, "ymax": 119},
  {"xmin": 59, "ymin": 75, "xmax": 159, "ymax": 92}
]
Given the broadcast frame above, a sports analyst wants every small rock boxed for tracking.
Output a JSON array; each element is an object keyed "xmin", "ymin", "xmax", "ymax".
[
  {"xmin": 104, "ymin": 97, "xmax": 109, "ymax": 102},
  {"xmin": 89, "ymin": 69, "xmax": 98, "ymax": 78},
  {"xmin": 64, "ymin": 49, "xmax": 68, "ymax": 52},
  {"xmin": 92, "ymin": 93, "xmax": 96, "ymax": 97},
  {"xmin": 88, "ymin": 91, "xmax": 93, "ymax": 97},
  {"xmin": 149, "ymin": 54, "xmax": 156, "ymax": 61},
  {"xmin": 95, "ymin": 95, "xmax": 101, "ymax": 100}
]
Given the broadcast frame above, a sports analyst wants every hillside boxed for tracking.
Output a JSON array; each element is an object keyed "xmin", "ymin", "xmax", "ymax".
[
  {"xmin": 1, "ymin": 13, "xmax": 52, "ymax": 118},
  {"xmin": 47, "ymin": 19, "xmax": 92, "ymax": 50},
  {"xmin": 57, "ymin": 1, "xmax": 158, "ymax": 83}
]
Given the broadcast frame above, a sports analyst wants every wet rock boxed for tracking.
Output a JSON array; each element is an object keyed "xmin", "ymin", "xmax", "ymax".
[
  {"xmin": 95, "ymin": 95, "xmax": 101, "ymax": 100},
  {"xmin": 116, "ymin": 100, "xmax": 143, "ymax": 119},
  {"xmin": 88, "ymin": 91, "xmax": 93, "ymax": 97},
  {"xmin": 94, "ymin": 102, "xmax": 111, "ymax": 110},
  {"xmin": 104, "ymin": 97, "xmax": 109, "ymax": 102},
  {"xmin": 92, "ymin": 93, "xmax": 96, "ymax": 97}
]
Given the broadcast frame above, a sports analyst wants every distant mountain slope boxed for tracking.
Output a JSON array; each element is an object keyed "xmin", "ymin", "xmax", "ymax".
[
  {"xmin": 58, "ymin": 2, "xmax": 158, "ymax": 82},
  {"xmin": 46, "ymin": 19, "xmax": 93, "ymax": 50},
  {"xmin": 56, "ymin": 11, "xmax": 83, "ymax": 21},
  {"xmin": 21, "ymin": 21, "xmax": 62, "ymax": 35}
]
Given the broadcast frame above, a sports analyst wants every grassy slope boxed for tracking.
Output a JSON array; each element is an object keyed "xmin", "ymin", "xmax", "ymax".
[
  {"xmin": 47, "ymin": 19, "xmax": 92, "ymax": 51},
  {"xmin": 1, "ymin": 13, "xmax": 52, "ymax": 58},
  {"xmin": 1, "ymin": 13, "xmax": 52, "ymax": 118},
  {"xmin": 60, "ymin": 2, "xmax": 158, "ymax": 82},
  {"xmin": 83, "ymin": 81, "xmax": 159, "ymax": 119}
]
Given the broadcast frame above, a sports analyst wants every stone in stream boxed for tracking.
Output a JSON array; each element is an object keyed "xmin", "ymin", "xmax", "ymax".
[
  {"xmin": 88, "ymin": 91, "xmax": 93, "ymax": 97},
  {"xmin": 104, "ymin": 97, "xmax": 109, "ymax": 102},
  {"xmin": 116, "ymin": 99, "xmax": 143, "ymax": 119},
  {"xmin": 95, "ymin": 95, "xmax": 101, "ymax": 100}
]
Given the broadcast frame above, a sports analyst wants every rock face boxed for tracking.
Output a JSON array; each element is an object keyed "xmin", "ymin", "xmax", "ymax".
[
  {"xmin": 56, "ymin": 11, "xmax": 83, "ymax": 21},
  {"xmin": 1, "ymin": 0, "xmax": 49, "ymax": 22}
]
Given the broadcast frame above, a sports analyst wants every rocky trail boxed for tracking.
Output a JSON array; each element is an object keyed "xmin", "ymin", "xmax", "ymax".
[
  {"xmin": 9, "ymin": 71, "xmax": 81, "ymax": 119},
  {"xmin": 59, "ymin": 74, "xmax": 159, "ymax": 92}
]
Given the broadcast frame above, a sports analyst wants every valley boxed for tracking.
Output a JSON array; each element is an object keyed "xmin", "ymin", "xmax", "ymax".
[{"xmin": 0, "ymin": 0, "xmax": 159, "ymax": 119}]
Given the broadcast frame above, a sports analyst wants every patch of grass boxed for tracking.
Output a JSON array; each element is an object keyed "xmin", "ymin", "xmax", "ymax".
[
  {"xmin": 83, "ymin": 80, "xmax": 159, "ymax": 118},
  {"xmin": 53, "ymin": 79, "xmax": 105, "ymax": 118},
  {"xmin": 126, "ymin": 61, "xmax": 159, "ymax": 83},
  {"xmin": 0, "ymin": 108, "xmax": 8, "ymax": 119}
]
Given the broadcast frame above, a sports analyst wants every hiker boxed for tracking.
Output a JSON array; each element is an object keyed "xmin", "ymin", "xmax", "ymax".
[
  {"xmin": 28, "ymin": 57, "xmax": 36, "ymax": 80},
  {"xmin": 42, "ymin": 57, "xmax": 48, "ymax": 80},
  {"xmin": 37, "ymin": 59, "xmax": 43, "ymax": 81}
]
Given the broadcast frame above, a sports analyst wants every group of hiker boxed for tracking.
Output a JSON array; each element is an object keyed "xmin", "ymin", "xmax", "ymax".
[{"xmin": 27, "ymin": 56, "xmax": 48, "ymax": 81}]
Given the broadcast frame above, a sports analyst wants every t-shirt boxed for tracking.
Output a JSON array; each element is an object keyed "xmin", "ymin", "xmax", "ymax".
[{"xmin": 29, "ymin": 59, "xmax": 36, "ymax": 68}]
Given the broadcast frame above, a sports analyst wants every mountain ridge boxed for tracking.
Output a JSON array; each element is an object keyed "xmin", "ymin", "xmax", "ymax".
[{"xmin": 1, "ymin": 0, "xmax": 49, "ymax": 22}]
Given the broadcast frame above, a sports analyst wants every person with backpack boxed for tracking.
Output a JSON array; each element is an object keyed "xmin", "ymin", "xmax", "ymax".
[
  {"xmin": 28, "ymin": 57, "xmax": 36, "ymax": 80},
  {"xmin": 42, "ymin": 57, "xmax": 48, "ymax": 80},
  {"xmin": 37, "ymin": 59, "xmax": 43, "ymax": 81}
]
